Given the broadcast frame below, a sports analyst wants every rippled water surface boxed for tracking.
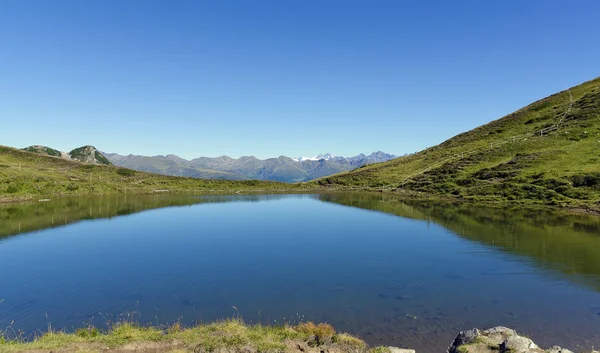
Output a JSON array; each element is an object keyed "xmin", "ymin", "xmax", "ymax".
[{"xmin": 1, "ymin": 194, "xmax": 599, "ymax": 352}]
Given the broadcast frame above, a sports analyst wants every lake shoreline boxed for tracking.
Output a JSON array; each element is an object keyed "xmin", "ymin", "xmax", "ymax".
[
  {"xmin": 0, "ymin": 320, "xmax": 385, "ymax": 353},
  {"xmin": 2, "ymin": 187, "xmax": 598, "ymax": 216},
  {"xmin": 1, "ymin": 321, "xmax": 596, "ymax": 353}
]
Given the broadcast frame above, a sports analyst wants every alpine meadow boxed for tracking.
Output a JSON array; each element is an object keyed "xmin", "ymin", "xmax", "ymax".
[{"xmin": 317, "ymin": 77, "xmax": 600, "ymax": 211}]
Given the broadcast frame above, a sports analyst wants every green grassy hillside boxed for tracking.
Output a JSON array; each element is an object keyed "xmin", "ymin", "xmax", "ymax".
[
  {"xmin": 319, "ymin": 77, "xmax": 600, "ymax": 207},
  {"xmin": 0, "ymin": 146, "xmax": 309, "ymax": 201}
]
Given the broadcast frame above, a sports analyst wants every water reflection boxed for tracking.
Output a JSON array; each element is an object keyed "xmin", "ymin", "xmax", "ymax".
[
  {"xmin": 317, "ymin": 192, "xmax": 600, "ymax": 292},
  {"xmin": 0, "ymin": 194, "xmax": 310, "ymax": 240}
]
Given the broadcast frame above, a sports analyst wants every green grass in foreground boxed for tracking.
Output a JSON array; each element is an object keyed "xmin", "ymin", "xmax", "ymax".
[
  {"xmin": 0, "ymin": 319, "xmax": 383, "ymax": 353},
  {"xmin": 0, "ymin": 146, "xmax": 314, "ymax": 201}
]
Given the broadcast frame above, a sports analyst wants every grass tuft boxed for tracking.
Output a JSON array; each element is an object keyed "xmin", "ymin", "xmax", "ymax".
[
  {"xmin": 369, "ymin": 347, "xmax": 392, "ymax": 353},
  {"xmin": 334, "ymin": 333, "xmax": 367, "ymax": 348},
  {"xmin": 295, "ymin": 322, "xmax": 335, "ymax": 339}
]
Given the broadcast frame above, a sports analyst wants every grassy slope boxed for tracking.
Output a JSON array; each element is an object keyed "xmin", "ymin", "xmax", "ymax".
[
  {"xmin": 319, "ymin": 77, "xmax": 600, "ymax": 207},
  {"xmin": 0, "ymin": 146, "xmax": 310, "ymax": 201},
  {"xmin": 0, "ymin": 320, "xmax": 379, "ymax": 353}
]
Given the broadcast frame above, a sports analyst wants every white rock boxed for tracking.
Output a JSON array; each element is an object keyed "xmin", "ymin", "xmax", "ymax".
[
  {"xmin": 500, "ymin": 336, "xmax": 541, "ymax": 353},
  {"xmin": 483, "ymin": 326, "xmax": 517, "ymax": 345},
  {"xmin": 388, "ymin": 347, "xmax": 416, "ymax": 353}
]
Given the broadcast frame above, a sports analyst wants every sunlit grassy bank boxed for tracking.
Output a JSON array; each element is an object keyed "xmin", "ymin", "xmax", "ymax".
[
  {"xmin": 0, "ymin": 146, "xmax": 315, "ymax": 202},
  {"xmin": 316, "ymin": 77, "xmax": 600, "ymax": 210},
  {"xmin": 0, "ymin": 320, "xmax": 386, "ymax": 353}
]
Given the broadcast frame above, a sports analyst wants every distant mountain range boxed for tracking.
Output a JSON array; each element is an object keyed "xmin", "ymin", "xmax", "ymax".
[
  {"xmin": 103, "ymin": 151, "xmax": 397, "ymax": 182},
  {"xmin": 22, "ymin": 145, "xmax": 112, "ymax": 165}
]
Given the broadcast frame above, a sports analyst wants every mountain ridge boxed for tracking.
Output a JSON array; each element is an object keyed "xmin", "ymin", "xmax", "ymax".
[{"xmin": 104, "ymin": 151, "xmax": 397, "ymax": 183}]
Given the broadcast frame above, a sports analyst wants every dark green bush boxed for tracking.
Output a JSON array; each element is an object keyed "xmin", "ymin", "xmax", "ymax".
[
  {"xmin": 572, "ymin": 173, "xmax": 600, "ymax": 188},
  {"xmin": 6, "ymin": 185, "xmax": 20, "ymax": 193},
  {"xmin": 116, "ymin": 168, "xmax": 136, "ymax": 177}
]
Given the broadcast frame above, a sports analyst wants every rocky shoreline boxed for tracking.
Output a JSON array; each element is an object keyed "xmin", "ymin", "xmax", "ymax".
[
  {"xmin": 443, "ymin": 326, "xmax": 595, "ymax": 353},
  {"xmin": 1, "ymin": 324, "xmax": 596, "ymax": 353},
  {"xmin": 385, "ymin": 326, "xmax": 596, "ymax": 353}
]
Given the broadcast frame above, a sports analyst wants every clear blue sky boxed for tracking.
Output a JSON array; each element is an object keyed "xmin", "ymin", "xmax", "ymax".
[{"xmin": 1, "ymin": 1, "xmax": 599, "ymax": 159}]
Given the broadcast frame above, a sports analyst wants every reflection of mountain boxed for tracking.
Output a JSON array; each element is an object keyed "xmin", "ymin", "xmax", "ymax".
[
  {"xmin": 0, "ymin": 195, "xmax": 199, "ymax": 239},
  {"xmin": 318, "ymin": 192, "xmax": 600, "ymax": 292},
  {"xmin": 3, "ymin": 192, "xmax": 600, "ymax": 293},
  {"xmin": 0, "ymin": 194, "xmax": 303, "ymax": 240}
]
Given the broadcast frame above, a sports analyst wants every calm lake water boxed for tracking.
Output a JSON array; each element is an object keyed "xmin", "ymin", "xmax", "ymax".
[{"xmin": 1, "ymin": 193, "xmax": 599, "ymax": 352}]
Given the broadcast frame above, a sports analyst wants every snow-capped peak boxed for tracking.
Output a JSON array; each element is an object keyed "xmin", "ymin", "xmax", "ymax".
[{"xmin": 292, "ymin": 153, "xmax": 336, "ymax": 162}]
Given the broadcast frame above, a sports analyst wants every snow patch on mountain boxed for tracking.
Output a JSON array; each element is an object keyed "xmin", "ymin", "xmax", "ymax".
[{"xmin": 292, "ymin": 153, "xmax": 336, "ymax": 162}]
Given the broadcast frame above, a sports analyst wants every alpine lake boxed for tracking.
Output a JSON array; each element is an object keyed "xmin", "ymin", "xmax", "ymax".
[{"xmin": 1, "ymin": 193, "xmax": 599, "ymax": 352}]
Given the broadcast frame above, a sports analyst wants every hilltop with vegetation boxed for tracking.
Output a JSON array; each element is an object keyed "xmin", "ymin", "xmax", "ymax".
[
  {"xmin": 67, "ymin": 145, "xmax": 112, "ymax": 165},
  {"xmin": 21, "ymin": 145, "xmax": 113, "ymax": 165},
  {"xmin": 317, "ymin": 77, "xmax": 600, "ymax": 210},
  {"xmin": 21, "ymin": 145, "xmax": 63, "ymax": 158}
]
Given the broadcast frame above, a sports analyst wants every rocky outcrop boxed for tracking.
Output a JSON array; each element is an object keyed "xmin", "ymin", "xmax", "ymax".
[
  {"xmin": 21, "ymin": 145, "xmax": 63, "ymax": 158},
  {"xmin": 446, "ymin": 326, "xmax": 579, "ymax": 353},
  {"xmin": 21, "ymin": 145, "xmax": 112, "ymax": 166},
  {"xmin": 69, "ymin": 145, "xmax": 112, "ymax": 165}
]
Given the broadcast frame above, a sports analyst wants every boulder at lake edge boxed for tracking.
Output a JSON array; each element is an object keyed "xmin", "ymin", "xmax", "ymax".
[{"xmin": 446, "ymin": 326, "xmax": 576, "ymax": 353}]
